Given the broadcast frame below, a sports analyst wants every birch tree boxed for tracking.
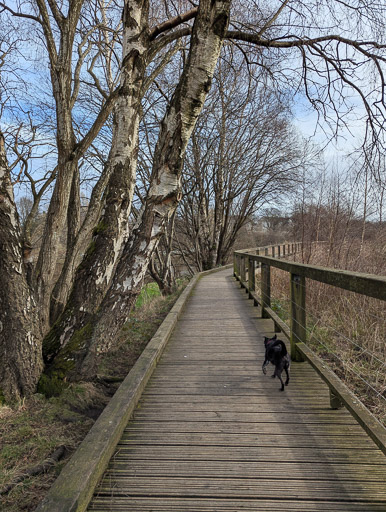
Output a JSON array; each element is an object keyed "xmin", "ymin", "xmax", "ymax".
[{"xmin": 44, "ymin": 0, "xmax": 231, "ymax": 381}]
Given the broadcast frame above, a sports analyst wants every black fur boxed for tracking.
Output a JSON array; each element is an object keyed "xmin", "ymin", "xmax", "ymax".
[{"xmin": 262, "ymin": 334, "xmax": 290, "ymax": 391}]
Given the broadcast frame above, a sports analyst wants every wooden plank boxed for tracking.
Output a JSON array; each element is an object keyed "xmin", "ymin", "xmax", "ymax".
[
  {"xmin": 119, "ymin": 432, "xmax": 377, "ymax": 449},
  {"xmin": 124, "ymin": 421, "xmax": 365, "ymax": 435},
  {"xmin": 103, "ymin": 460, "xmax": 386, "ymax": 480},
  {"xmin": 89, "ymin": 497, "xmax": 386, "ymax": 512},
  {"xmin": 94, "ymin": 476, "xmax": 386, "ymax": 501},
  {"xmin": 111, "ymin": 445, "xmax": 386, "ymax": 464},
  {"xmin": 132, "ymin": 411, "xmax": 359, "ymax": 425}
]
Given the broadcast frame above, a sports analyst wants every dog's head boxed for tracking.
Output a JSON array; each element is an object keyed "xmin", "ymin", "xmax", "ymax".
[{"xmin": 264, "ymin": 334, "xmax": 277, "ymax": 347}]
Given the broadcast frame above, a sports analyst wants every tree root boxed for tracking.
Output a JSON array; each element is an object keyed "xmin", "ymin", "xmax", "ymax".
[{"xmin": 0, "ymin": 445, "xmax": 66, "ymax": 495}]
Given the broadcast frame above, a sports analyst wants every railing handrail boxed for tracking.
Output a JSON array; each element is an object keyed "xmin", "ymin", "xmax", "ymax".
[{"xmin": 234, "ymin": 250, "xmax": 386, "ymax": 301}]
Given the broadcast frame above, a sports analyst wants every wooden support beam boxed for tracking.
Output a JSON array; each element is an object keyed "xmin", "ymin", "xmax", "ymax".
[
  {"xmin": 248, "ymin": 256, "xmax": 255, "ymax": 300},
  {"xmin": 261, "ymin": 263, "xmax": 271, "ymax": 319},
  {"xmin": 290, "ymin": 273, "xmax": 306, "ymax": 361}
]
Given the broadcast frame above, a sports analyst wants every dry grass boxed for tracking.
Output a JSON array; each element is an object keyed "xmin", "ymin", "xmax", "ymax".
[
  {"xmin": 0, "ymin": 279, "xmax": 188, "ymax": 511},
  {"xmin": 264, "ymin": 241, "xmax": 386, "ymax": 426}
]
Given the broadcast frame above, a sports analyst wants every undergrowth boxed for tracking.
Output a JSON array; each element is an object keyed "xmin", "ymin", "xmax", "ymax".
[{"xmin": 0, "ymin": 278, "xmax": 188, "ymax": 511}]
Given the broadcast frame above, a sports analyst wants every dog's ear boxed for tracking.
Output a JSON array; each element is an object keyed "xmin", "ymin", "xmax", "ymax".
[{"xmin": 273, "ymin": 334, "xmax": 277, "ymax": 340}]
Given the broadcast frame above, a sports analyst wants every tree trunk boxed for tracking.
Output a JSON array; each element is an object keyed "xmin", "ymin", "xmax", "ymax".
[
  {"xmin": 210, "ymin": 72, "xmax": 226, "ymax": 268},
  {"xmin": 49, "ymin": 154, "xmax": 112, "ymax": 323},
  {"xmin": 149, "ymin": 210, "xmax": 177, "ymax": 294},
  {"xmin": 50, "ymin": 0, "xmax": 231, "ymax": 381},
  {"xmin": 41, "ymin": 0, "xmax": 150, "ymax": 381},
  {"xmin": 0, "ymin": 133, "xmax": 43, "ymax": 401}
]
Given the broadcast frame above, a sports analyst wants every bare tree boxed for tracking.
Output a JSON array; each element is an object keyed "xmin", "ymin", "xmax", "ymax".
[
  {"xmin": 44, "ymin": 0, "xmax": 232, "ymax": 382},
  {"xmin": 177, "ymin": 51, "xmax": 309, "ymax": 271}
]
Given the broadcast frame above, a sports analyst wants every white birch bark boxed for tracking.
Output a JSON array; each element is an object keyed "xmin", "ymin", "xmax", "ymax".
[
  {"xmin": 42, "ymin": 0, "xmax": 150, "ymax": 370},
  {"xmin": 75, "ymin": 0, "xmax": 232, "ymax": 379}
]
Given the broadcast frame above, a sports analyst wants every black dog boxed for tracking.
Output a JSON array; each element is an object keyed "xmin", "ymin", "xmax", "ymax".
[{"xmin": 262, "ymin": 335, "xmax": 290, "ymax": 391}]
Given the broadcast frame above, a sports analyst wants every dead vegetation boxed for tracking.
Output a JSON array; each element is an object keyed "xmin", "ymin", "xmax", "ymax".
[
  {"xmin": 267, "ymin": 241, "xmax": 386, "ymax": 426},
  {"xmin": 0, "ymin": 280, "xmax": 187, "ymax": 511}
]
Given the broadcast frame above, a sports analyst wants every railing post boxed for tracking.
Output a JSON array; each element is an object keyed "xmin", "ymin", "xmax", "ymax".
[
  {"xmin": 330, "ymin": 389, "xmax": 344, "ymax": 409},
  {"xmin": 244, "ymin": 255, "xmax": 249, "ymax": 293},
  {"xmin": 277, "ymin": 245, "xmax": 281, "ymax": 258},
  {"xmin": 240, "ymin": 255, "xmax": 245, "ymax": 283},
  {"xmin": 233, "ymin": 253, "xmax": 239, "ymax": 278},
  {"xmin": 272, "ymin": 246, "xmax": 275, "ymax": 258},
  {"xmin": 290, "ymin": 273, "xmax": 306, "ymax": 361},
  {"xmin": 265, "ymin": 247, "xmax": 268, "ymax": 256},
  {"xmin": 283, "ymin": 244, "xmax": 286, "ymax": 257},
  {"xmin": 261, "ymin": 263, "xmax": 271, "ymax": 318},
  {"xmin": 248, "ymin": 256, "xmax": 255, "ymax": 300}
]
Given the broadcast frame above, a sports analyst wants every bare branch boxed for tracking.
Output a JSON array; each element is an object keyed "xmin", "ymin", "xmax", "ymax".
[
  {"xmin": 150, "ymin": 7, "xmax": 198, "ymax": 40},
  {"xmin": 0, "ymin": 2, "xmax": 42, "ymax": 25}
]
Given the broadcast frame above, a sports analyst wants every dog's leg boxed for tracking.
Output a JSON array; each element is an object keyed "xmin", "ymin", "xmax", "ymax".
[
  {"xmin": 284, "ymin": 365, "xmax": 290, "ymax": 386},
  {"xmin": 262, "ymin": 358, "xmax": 269, "ymax": 375},
  {"xmin": 274, "ymin": 368, "xmax": 285, "ymax": 391}
]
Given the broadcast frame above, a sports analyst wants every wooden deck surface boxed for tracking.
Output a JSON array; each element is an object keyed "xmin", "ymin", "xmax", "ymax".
[{"xmin": 88, "ymin": 268, "xmax": 386, "ymax": 511}]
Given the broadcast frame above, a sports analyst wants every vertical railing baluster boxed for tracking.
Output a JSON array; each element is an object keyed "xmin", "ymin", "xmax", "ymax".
[
  {"xmin": 244, "ymin": 254, "xmax": 249, "ymax": 293},
  {"xmin": 248, "ymin": 255, "xmax": 255, "ymax": 300},
  {"xmin": 261, "ymin": 263, "xmax": 271, "ymax": 319},
  {"xmin": 290, "ymin": 273, "xmax": 306, "ymax": 361},
  {"xmin": 240, "ymin": 255, "xmax": 246, "ymax": 284}
]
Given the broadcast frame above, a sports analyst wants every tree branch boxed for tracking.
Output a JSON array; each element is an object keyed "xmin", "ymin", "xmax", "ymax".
[
  {"xmin": 0, "ymin": 2, "xmax": 43, "ymax": 25},
  {"xmin": 149, "ymin": 27, "xmax": 191, "ymax": 60},
  {"xmin": 226, "ymin": 31, "xmax": 386, "ymax": 53},
  {"xmin": 46, "ymin": 0, "xmax": 65, "ymax": 27},
  {"xmin": 150, "ymin": 7, "xmax": 198, "ymax": 40},
  {"xmin": 73, "ymin": 85, "xmax": 120, "ymax": 160}
]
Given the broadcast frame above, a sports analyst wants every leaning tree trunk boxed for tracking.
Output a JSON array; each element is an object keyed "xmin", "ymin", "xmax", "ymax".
[
  {"xmin": 40, "ymin": 0, "xmax": 150, "ymax": 383},
  {"xmin": 0, "ymin": 133, "xmax": 43, "ymax": 401},
  {"xmin": 49, "ymin": 151, "xmax": 113, "ymax": 324},
  {"xmin": 149, "ymin": 210, "xmax": 177, "ymax": 295},
  {"xmin": 68, "ymin": 0, "xmax": 232, "ymax": 381}
]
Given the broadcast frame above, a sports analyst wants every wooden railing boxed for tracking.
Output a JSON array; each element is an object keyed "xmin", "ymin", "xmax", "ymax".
[{"xmin": 233, "ymin": 243, "xmax": 386, "ymax": 455}]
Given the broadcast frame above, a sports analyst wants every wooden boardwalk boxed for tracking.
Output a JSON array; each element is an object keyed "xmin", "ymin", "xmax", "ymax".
[{"xmin": 88, "ymin": 268, "xmax": 386, "ymax": 511}]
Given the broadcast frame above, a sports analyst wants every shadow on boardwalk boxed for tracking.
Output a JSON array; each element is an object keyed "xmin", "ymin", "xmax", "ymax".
[{"xmin": 88, "ymin": 268, "xmax": 386, "ymax": 511}]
